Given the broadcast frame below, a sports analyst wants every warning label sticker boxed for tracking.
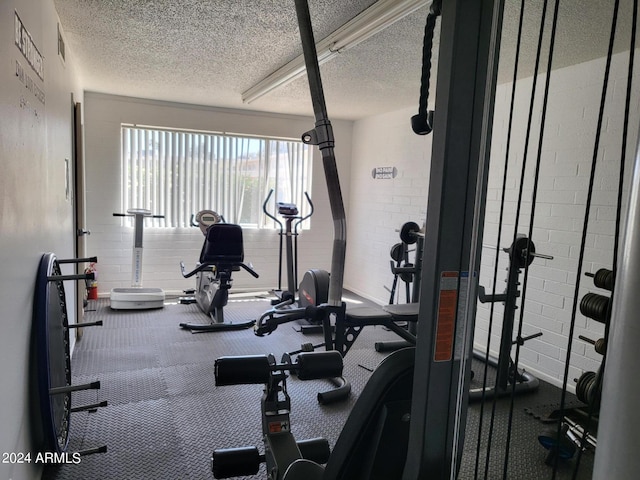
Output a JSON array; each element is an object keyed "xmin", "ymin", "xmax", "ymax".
[{"xmin": 434, "ymin": 272, "xmax": 459, "ymax": 362}]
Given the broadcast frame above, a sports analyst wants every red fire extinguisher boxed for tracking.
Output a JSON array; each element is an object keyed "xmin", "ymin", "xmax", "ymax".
[{"xmin": 85, "ymin": 262, "xmax": 98, "ymax": 300}]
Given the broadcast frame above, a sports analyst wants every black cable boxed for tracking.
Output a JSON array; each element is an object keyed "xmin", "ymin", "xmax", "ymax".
[
  {"xmin": 411, "ymin": 0, "xmax": 441, "ymax": 135},
  {"xmin": 474, "ymin": 1, "xmax": 527, "ymax": 479},
  {"xmin": 553, "ymin": 0, "xmax": 621, "ymax": 478},
  {"xmin": 503, "ymin": 1, "xmax": 561, "ymax": 478},
  {"xmin": 571, "ymin": 0, "xmax": 636, "ymax": 477},
  {"xmin": 478, "ymin": 0, "xmax": 551, "ymax": 474}
]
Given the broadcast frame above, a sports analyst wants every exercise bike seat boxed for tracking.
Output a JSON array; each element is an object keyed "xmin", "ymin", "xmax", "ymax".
[{"xmin": 200, "ymin": 223, "xmax": 245, "ymax": 266}]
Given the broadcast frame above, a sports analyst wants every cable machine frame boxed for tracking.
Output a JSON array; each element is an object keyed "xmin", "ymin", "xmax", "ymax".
[{"xmin": 403, "ymin": 0, "xmax": 504, "ymax": 477}]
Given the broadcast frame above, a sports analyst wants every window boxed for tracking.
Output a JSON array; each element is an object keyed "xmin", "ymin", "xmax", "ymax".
[{"xmin": 121, "ymin": 125, "xmax": 313, "ymax": 228}]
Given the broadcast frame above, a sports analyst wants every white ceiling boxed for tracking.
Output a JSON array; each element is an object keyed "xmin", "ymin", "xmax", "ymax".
[{"xmin": 53, "ymin": 0, "xmax": 635, "ymax": 121}]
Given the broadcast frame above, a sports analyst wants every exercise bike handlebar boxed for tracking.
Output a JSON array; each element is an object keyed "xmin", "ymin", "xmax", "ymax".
[{"xmin": 180, "ymin": 260, "xmax": 259, "ymax": 279}]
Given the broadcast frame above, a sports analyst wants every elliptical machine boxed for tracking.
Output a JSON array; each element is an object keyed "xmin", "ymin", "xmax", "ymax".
[
  {"xmin": 179, "ymin": 210, "xmax": 259, "ymax": 332},
  {"xmin": 261, "ymin": 189, "xmax": 328, "ymax": 333},
  {"xmin": 262, "ymin": 189, "xmax": 316, "ymax": 304}
]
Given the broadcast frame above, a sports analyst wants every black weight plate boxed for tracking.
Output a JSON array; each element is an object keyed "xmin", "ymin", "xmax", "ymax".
[
  {"xmin": 390, "ymin": 243, "xmax": 405, "ymax": 262},
  {"xmin": 400, "ymin": 264, "xmax": 414, "ymax": 284},
  {"xmin": 399, "ymin": 222, "xmax": 420, "ymax": 245},
  {"xmin": 511, "ymin": 235, "xmax": 536, "ymax": 268},
  {"xmin": 580, "ymin": 293, "xmax": 610, "ymax": 323},
  {"xmin": 593, "ymin": 268, "xmax": 614, "ymax": 291}
]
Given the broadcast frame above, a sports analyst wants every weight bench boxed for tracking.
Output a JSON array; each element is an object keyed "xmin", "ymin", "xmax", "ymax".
[{"xmin": 332, "ymin": 303, "xmax": 419, "ymax": 356}]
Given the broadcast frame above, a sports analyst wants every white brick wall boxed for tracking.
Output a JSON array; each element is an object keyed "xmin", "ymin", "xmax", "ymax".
[
  {"xmin": 84, "ymin": 93, "xmax": 352, "ymax": 296},
  {"xmin": 477, "ymin": 50, "xmax": 640, "ymax": 390},
  {"xmin": 344, "ymin": 106, "xmax": 432, "ymax": 304},
  {"xmin": 346, "ymin": 51, "xmax": 639, "ymax": 392}
]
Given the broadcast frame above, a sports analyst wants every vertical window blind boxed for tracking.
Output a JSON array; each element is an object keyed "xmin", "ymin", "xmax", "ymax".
[{"xmin": 121, "ymin": 126, "xmax": 313, "ymax": 228}]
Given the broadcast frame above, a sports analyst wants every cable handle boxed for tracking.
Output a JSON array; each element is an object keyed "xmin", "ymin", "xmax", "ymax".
[{"xmin": 411, "ymin": 0, "xmax": 442, "ymax": 135}]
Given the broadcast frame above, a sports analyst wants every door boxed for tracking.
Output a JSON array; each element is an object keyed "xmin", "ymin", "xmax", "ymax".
[{"xmin": 73, "ymin": 100, "xmax": 89, "ymax": 337}]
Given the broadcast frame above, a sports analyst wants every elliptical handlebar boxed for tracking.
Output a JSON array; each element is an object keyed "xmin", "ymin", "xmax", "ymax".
[
  {"xmin": 262, "ymin": 189, "xmax": 314, "ymax": 228},
  {"xmin": 262, "ymin": 189, "xmax": 284, "ymax": 230},
  {"xmin": 293, "ymin": 191, "xmax": 314, "ymax": 233}
]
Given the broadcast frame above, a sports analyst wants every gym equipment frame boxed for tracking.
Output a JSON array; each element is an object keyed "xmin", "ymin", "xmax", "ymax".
[
  {"xmin": 179, "ymin": 217, "xmax": 259, "ymax": 332},
  {"xmin": 262, "ymin": 189, "xmax": 315, "ymax": 304},
  {"xmin": 110, "ymin": 208, "xmax": 165, "ymax": 309},
  {"xmin": 33, "ymin": 253, "xmax": 107, "ymax": 456},
  {"xmin": 218, "ymin": 0, "xmax": 505, "ymax": 477}
]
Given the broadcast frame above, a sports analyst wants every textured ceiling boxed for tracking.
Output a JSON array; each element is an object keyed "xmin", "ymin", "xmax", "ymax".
[{"xmin": 53, "ymin": 0, "xmax": 635, "ymax": 121}]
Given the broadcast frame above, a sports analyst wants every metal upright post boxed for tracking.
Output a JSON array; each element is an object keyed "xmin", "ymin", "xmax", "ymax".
[
  {"xmin": 403, "ymin": 0, "xmax": 503, "ymax": 478},
  {"xmin": 132, "ymin": 211, "xmax": 145, "ymax": 287},
  {"xmin": 294, "ymin": 0, "xmax": 347, "ymax": 307},
  {"xmin": 593, "ymin": 127, "xmax": 640, "ymax": 479}
]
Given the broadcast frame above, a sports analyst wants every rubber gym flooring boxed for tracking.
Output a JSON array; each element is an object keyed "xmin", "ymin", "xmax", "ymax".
[{"xmin": 43, "ymin": 294, "xmax": 595, "ymax": 479}]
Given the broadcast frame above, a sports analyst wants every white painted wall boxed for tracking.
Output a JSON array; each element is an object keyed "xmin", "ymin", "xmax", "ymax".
[
  {"xmin": 83, "ymin": 93, "xmax": 352, "ymax": 297},
  {"xmin": 478, "ymin": 50, "xmax": 640, "ymax": 389},
  {"xmin": 346, "ymin": 52, "xmax": 640, "ymax": 391},
  {"xmin": 0, "ymin": 1, "xmax": 82, "ymax": 479},
  {"xmin": 344, "ymin": 106, "xmax": 432, "ymax": 304}
]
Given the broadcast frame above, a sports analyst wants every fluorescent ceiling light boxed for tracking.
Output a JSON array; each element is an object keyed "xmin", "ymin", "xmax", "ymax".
[{"xmin": 242, "ymin": 0, "xmax": 430, "ymax": 104}]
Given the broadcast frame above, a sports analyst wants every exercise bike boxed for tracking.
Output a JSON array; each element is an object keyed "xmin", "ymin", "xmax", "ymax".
[{"xmin": 179, "ymin": 210, "xmax": 259, "ymax": 332}]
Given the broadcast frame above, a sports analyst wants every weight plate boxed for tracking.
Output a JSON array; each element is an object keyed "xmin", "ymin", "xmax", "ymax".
[
  {"xmin": 593, "ymin": 268, "xmax": 614, "ymax": 291},
  {"xmin": 390, "ymin": 243, "xmax": 405, "ymax": 262},
  {"xmin": 511, "ymin": 235, "xmax": 536, "ymax": 268},
  {"xmin": 399, "ymin": 222, "xmax": 420, "ymax": 245},
  {"xmin": 400, "ymin": 264, "xmax": 414, "ymax": 284}
]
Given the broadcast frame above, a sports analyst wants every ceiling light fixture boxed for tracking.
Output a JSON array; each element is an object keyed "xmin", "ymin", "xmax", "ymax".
[{"xmin": 241, "ymin": 0, "xmax": 430, "ymax": 104}]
